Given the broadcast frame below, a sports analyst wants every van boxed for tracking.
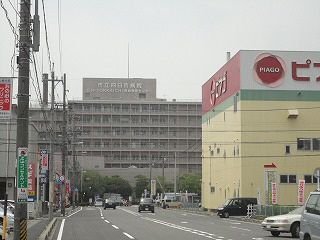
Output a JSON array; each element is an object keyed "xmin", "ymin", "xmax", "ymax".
[
  {"xmin": 217, "ymin": 197, "xmax": 257, "ymax": 218},
  {"xmin": 300, "ymin": 191, "xmax": 320, "ymax": 240}
]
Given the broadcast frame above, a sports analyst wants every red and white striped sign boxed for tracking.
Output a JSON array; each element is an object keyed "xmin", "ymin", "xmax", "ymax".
[{"xmin": 272, "ymin": 183, "xmax": 277, "ymax": 204}]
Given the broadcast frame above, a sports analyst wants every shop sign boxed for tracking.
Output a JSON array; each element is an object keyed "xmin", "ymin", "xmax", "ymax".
[{"xmin": 18, "ymin": 148, "xmax": 28, "ymax": 202}]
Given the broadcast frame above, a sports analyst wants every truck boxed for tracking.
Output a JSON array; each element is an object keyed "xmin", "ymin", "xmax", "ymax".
[{"xmin": 103, "ymin": 193, "xmax": 123, "ymax": 206}]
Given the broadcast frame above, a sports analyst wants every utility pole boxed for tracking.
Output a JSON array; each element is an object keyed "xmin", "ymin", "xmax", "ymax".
[
  {"xmin": 174, "ymin": 152, "xmax": 177, "ymax": 200},
  {"xmin": 48, "ymin": 70, "xmax": 55, "ymax": 221},
  {"xmin": 162, "ymin": 157, "xmax": 165, "ymax": 208},
  {"xmin": 61, "ymin": 74, "xmax": 67, "ymax": 216},
  {"xmin": 72, "ymin": 113, "xmax": 76, "ymax": 209},
  {"xmin": 14, "ymin": 0, "xmax": 31, "ymax": 239}
]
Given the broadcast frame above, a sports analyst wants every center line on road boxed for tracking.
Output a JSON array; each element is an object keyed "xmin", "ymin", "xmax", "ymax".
[
  {"xmin": 112, "ymin": 225, "xmax": 119, "ymax": 229},
  {"xmin": 230, "ymin": 226, "xmax": 251, "ymax": 232},
  {"xmin": 101, "ymin": 216, "xmax": 104, "ymax": 219},
  {"xmin": 104, "ymin": 220, "xmax": 110, "ymax": 223},
  {"xmin": 123, "ymin": 232, "xmax": 135, "ymax": 239}
]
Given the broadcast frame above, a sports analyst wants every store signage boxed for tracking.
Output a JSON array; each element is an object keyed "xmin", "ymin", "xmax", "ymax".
[
  {"xmin": 0, "ymin": 77, "xmax": 12, "ymax": 119},
  {"xmin": 210, "ymin": 72, "xmax": 227, "ymax": 106},
  {"xmin": 40, "ymin": 149, "xmax": 48, "ymax": 171},
  {"xmin": 253, "ymin": 53, "xmax": 320, "ymax": 87},
  {"xmin": 265, "ymin": 171, "xmax": 276, "ymax": 206},
  {"xmin": 151, "ymin": 179, "xmax": 156, "ymax": 196},
  {"xmin": 253, "ymin": 54, "xmax": 286, "ymax": 87},
  {"xmin": 17, "ymin": 148, "xmax": 28, "ymax": 202},
  {"xmin": 298, "ymin": 180, "xmax": 305, "ymax": 205},
  {"xmin": 28, "ymin": 163, "xmax": 35, "ymax": 196}
]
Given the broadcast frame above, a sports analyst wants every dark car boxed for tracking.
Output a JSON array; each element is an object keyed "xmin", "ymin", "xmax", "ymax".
[
  {"xmin": 138, "ymin": 198, "xmax": 154, "ymax": 213},
  {"xmin": 217, "ymin": 197, "xmax": 257, "ymax": 218},
  {"xmin": 104, "ymin": 199, "xmax": 116, "ymax": 209}
]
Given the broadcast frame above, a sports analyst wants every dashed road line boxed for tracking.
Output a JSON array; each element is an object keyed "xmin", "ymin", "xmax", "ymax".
[
  {"xmin": 67, "ymin": 207, "xmax": 83, "ymax": 218},
  {"xmin": 123, "ymin": 232, "xmax": 135, "ymax": 239},
  {"xmin": 112, "ymin": 225, "xmax": 119, "ymax": 229},
  {"xmin": 230, "ymin": 226, "xmax": 251, "ymax": 232},
  {"xmin": 104, "ymin": 220, "xmax": 110, "ymax": 223}
]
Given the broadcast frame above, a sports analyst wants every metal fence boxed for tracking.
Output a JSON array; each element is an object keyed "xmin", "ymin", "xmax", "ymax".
[
  {"xmin": 254, "ymin": 205, "xmax": 300, "ymax": 216},
  {"xmin": 179, "ymin": 202, "xmax": 201, "ymax": 211}
]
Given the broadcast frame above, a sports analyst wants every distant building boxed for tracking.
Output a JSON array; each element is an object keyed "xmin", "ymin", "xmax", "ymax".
[
  {"xmin": 202, "ymin": 50, "xmax": 320, "ymax": 209},
  {"xmin": 30, "ymin": 78, "xmax": 202, "ymax": 186}
]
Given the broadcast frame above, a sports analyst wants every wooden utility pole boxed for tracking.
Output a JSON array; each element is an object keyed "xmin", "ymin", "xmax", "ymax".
[{"xmin": 14, "ymin": 0, "xmax": 31, "ymax": 239}]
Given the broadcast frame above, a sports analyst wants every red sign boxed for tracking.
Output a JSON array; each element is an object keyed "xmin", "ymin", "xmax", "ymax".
[
  {"xmin": 28, "ymin": 163, "xmax": 35, "ymax": 195},
  {"xmin": 253, "ymin": 54, "xmax": 286, "ymax": 87},
  {"xmin": 272, "ymin": 183, "xmax": 277, "ymax": 204},
  {"xmin": 66, "ymin": 180, "xmax": 70, "ymax": 195},
  {"xmin": 0, "ymin": 83, "xmax": 11, "ymax": 111},
  {"xmin": 298, "ymin": 180, "xmax": 305, "ymax": 205},
  {"xmin": 40, "ymin": 149, "xmax": 48, "ymax": 171},
  {"xmin": 264, "ymin": 163, "xmax": 277, "ymax": 168}
]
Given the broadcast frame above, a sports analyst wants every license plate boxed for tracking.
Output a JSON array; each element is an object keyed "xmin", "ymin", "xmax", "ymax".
[{"xmin": 267, "ymin": 225, "xmax": 271, "ymax": 229}]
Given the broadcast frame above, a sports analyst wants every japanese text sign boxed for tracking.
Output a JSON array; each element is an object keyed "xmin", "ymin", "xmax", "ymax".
[
  {"xmin": 0, "ymin": 78, "xmax": 12, "ymax": 119},
  {"xmin": 17, "ymin": 148, "xmax": 28, "ymax": 202},
  {"xmin": 28, "ymin": 163, "xmax": 35, "ymax": 196},
  {"xmin": 40, "ymin": 149, "xmax": 48, "ymax": 171},
  {"xmin": 298, "ymin": 180, "xmax": 305, "ymax": 205}
]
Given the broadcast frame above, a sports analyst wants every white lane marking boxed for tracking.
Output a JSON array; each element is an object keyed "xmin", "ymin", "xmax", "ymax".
[
  {"xmin": 57, "ymin": 219, "xmax": 65, "ymax": 240},
  {"xmin": 101, "ymin": 216, "xmax": 104, "ymax": 219},
  {"xmin": 223, "ymin": 221, "xmax": 241, "ymax": 225},
  {"xmin": 123, "ymin": 232, "xmax": 135, "ymax": 239},
  {"xmin": 252, "ymin": 238, "xmax": 264, "ymax": 240},
  {"xmin": 120, "ymin": 208, "xmax": 142, "ymax": 216},
  {"xmin": 67, "ymin": 207, "xmax": 83, "ymax": 218},
  {"xmin": 112, "ymin": 225, "xmax": 119, "ymax": 229},
  {"xmin": 104, "ymin": 220, "xmax": 110, "ymax": 223},
  {"xmin": 230, "ymin": 226, "xmax": 251, "ymax": 232},
  {"xmin": 181, "ymin": 222, "xmax": 188, "ymax": 224}
]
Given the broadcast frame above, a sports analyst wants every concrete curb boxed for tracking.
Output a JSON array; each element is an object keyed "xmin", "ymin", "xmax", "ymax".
[{"xmin": 37, "ymin": 218, "xmax": 57, "ymax": 240}]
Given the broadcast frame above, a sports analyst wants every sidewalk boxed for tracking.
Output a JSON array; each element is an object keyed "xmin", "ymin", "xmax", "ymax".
[{"xmin": 5, "ymin": 207, "xmax": 77, "ymax": 240}]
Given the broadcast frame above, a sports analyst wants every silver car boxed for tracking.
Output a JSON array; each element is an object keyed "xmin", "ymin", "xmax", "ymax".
[
  {"xmin": 262, "ymin": 206, "xmax": 303, "ymax": 238},
  {"xmin": 300, "ymin": 191, "xmax": 320, "ymax": 240}
]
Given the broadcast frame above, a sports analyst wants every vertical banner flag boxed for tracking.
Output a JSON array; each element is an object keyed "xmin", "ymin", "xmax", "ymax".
[
  {"xmin": 151, "ymin": 179, "xmax": 156, "ymax": 196},
  {"xmin": 265, "ymin": 171, "xmax": 276, "ymax": 205},
  {"xmin": 18, "ymin": 148, "xmax": 28, "ymax": 202},
  {"xmin": 40, "ymin": 149, "xmax": 48, "ymax": 171},
  {"xmin": 298, "ymin": 180, "xmax": 305, "ymax": 205},
  {"xmin": 0, "ymin": 77, "xmax": 12, "ymax": 119},
  {"xmin": 28, "ymin": 163, "xmax": 35, "ymax": 197},
  {"xmin": 272, "ymin": 183, "xmax": 277, "ymax": 205}
]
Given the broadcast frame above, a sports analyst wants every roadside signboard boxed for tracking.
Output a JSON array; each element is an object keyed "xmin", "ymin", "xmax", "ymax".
[
  {"xmin": 298, "ymin": 180, "xmax": 305, "ymax": 205},
  {"xmin": 40, "ymin": 149, "xmax": 48, "ymax": 171},
  {"xmin": 265, "ymin": 171, "xmax": 276, "ymax": 205},
  {"xmin": 257, "ymin": 188, "xmax": 261, "ymax": 205},
  {"xmin": 0, "ymin": 77, "xmax": 12, "ymax": 119},
  {"xmin": 17, "ymin": 148, "xmax": 28, "ymax": 202}
]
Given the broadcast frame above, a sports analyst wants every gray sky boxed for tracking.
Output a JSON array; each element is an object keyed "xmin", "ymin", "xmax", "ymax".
[{"xmin": 1, "ymin": 0, "xmax": 319, "ymax": 103}]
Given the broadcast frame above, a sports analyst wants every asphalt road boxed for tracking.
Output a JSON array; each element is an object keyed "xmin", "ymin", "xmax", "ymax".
[{"xmin": 51, "ymin": 206, "xmax": 295, "ymax": 240}]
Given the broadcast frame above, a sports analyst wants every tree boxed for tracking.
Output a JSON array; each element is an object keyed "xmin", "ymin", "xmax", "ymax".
[
  {"xmin": 104, "ymin": 175, "xmax": 133, "ymax": 199},
  {"xmin": 82, "ymin": 171, "xmax": 105, "ymax": 201},
  {"xmin": 177, "ymin": 173, "xmax": 201, "ymax": 195},
  {"xmin": 134, "ymin": 175, "xmax": 148, "ymax": 199}
]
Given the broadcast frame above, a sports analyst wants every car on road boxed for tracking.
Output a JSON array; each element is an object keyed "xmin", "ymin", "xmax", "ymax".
[
  {"xmin": 261, "ymin": 206, "xmax": 303, "ymax": 238},
  {"xmin": 217, "ymin": 197, "xmax": 257, "ymax": 218},
  {"xmin": 300, "ymin": 191, "xmax": 320, "ymax": 240},
  {"xmin": 94, "ymin": 198, "xmax": 104, "ymax": 207},
  {"xmin": 138, "ymin": 198, "xmax": 154, "ymax": 213},
  {"xmin": 0, "ymin": 205, "xmax": 14, "ymax": 232},
  {"xmin": 104, "ymin": 199, "xmax": 116, "ymax": 209}
]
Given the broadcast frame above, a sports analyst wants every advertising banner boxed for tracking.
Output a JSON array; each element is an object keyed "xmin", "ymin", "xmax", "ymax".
[
  {"xmin": 151, "ymin": 179, "xmax": 156, "ymax": 196},
  {"xmin": 0, "ymin": 77, "xmax": 12, "ymax": 119},
  {"xmin": 28, "ymin": 163, "xmax": 35, "ymax": 197},
  {"xmin": 272, "ymin": 183, "xmax": 277, "ymax": 205},
  {"xmin": 265, "ymin": 171, "xmax": 276, "ymax": 205},
  {"xmin": 40, "ymin": 149, "xmax": 48, "ymax": 171},
  {"xmin": 298, "ymin": 180, "xmax": 305, "ymax": 205},
  {"xmin": 18, "ymin": 148, "xmax": 28, "ymax": 202}
]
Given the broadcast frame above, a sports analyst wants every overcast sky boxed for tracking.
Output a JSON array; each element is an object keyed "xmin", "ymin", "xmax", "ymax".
[{"xmin": 1, "ymin": 0, "xmax": 319, "ymax": 104}]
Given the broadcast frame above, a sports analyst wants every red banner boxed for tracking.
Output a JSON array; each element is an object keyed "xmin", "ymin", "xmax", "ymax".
[
  {"xmin": 28, "ymin": 163, "xmax": 35, "ymax": 196},
  {"xmin": 298, "ymin": 180, "xmax": 305, "ymax": 205}
]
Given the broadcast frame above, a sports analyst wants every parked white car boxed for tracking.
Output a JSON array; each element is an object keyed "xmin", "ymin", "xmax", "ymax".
[
  {"xmin": 0, "ymin": 205, "xmax": 14, "ymax": 231},
  {"xmin": 262, "ymin": 206, "xmax": 303, "ymax": 238}
]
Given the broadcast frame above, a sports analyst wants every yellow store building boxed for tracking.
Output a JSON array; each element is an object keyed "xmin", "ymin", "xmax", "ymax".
[{"xmin": 202, "ymin": 50, "xmax": 320, "ymax": 209}]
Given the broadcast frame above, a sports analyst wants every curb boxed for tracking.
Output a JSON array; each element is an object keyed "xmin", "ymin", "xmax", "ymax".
[{"xmin": 37, "ymin": 218, "xmax": 57, "ymax": 240}]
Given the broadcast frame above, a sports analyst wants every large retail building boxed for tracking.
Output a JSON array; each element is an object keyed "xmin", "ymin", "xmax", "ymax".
[{"xmin": 202, "ymin": 50, "xmax": 320, "ymax": 209}]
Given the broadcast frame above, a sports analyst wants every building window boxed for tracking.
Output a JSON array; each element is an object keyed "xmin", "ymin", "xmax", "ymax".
[
  {"xmin": 304, "ymin": 175, "xmax": 318, "ymax": 184},
  {"xmin": 313, "ymin": 138, "xmax": 320, "ymax": 150},
  {"xmin": 280, "ymin": 174, "xmax": 297, "ymax": 184},
  {"xmin": 297, "ymin": 138, "xmax": 311, "ymax": 150},
  {"xmin": 210, "ymin": 186, "xmax": 215, "ymax": 193},
  {"xmin": 285, "ymin": 145, "xmax": 290, "ymax": 154}
]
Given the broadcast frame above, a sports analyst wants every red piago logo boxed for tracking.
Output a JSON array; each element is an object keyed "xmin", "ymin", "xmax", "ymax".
[
  {"xmin": 253, "ymin": 53, "xmax": 286, "ymax": 87},
  {"xmin": 210, "ymin": 72, "xmax": 227, "ymax": 106}
]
